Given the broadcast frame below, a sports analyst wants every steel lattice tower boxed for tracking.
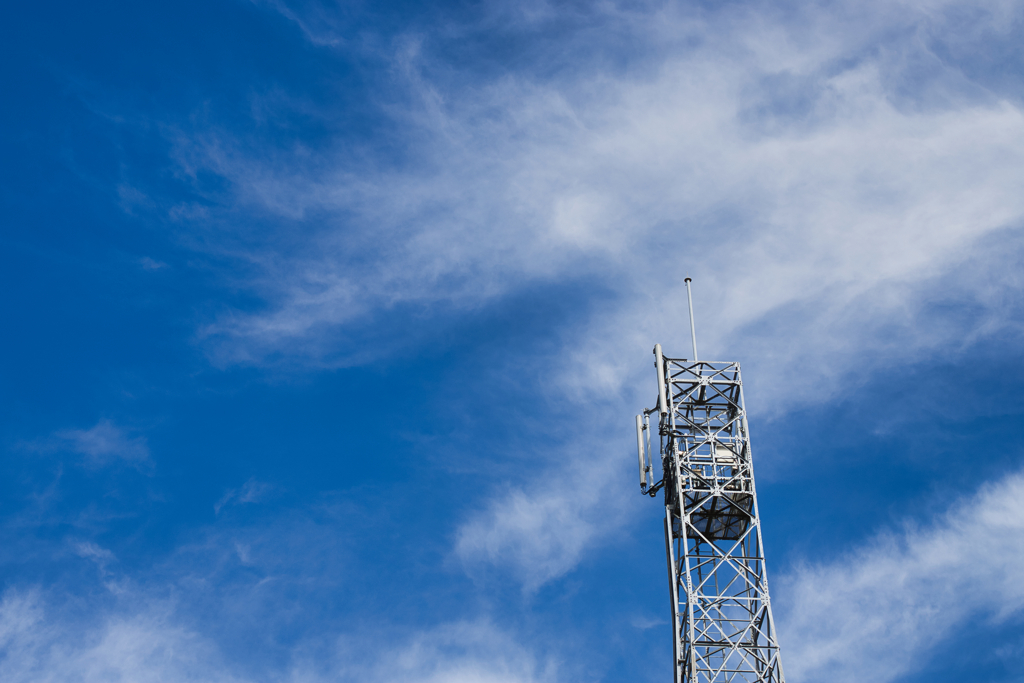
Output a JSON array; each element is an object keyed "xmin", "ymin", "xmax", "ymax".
[{"xmin": 634, "ymin": 280, "xmax": 785, "ymax": 683}]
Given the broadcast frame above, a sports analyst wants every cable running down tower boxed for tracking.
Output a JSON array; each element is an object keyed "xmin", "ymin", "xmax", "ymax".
[{"xmin": 635, "ymin": 279, "xmax": 785, "ymax": 683}]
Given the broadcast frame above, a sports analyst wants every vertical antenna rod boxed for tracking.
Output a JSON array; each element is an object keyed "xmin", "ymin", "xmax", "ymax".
[{"xmin": 684, "ymin": 277, "xmax": 698, "ymax": 361}]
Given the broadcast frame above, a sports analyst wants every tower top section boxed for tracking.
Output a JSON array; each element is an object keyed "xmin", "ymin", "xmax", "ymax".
[{"xmin": 632, "ymin": 280, "xmax": 786, "ymax": 683}]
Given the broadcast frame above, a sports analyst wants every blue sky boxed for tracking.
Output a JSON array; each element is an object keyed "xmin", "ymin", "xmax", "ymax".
[{"xmin": 2, "ymin": 0, "xmax": 1024, "ymax": 681}]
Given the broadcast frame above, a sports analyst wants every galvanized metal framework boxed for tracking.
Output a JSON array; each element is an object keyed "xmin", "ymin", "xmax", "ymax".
[{"xmin": 636, "ymin": 316, "xmax": 785, "ymax": 682}]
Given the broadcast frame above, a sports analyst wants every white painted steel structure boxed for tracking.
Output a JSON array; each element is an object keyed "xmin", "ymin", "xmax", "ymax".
[{"xmin": 635, "ymin": 284, "xmax": 785, "ymax": 683}]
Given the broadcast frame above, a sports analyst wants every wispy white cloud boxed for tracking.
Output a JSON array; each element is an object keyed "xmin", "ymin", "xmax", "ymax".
[
  {"xmin": 0, "ymin": 590, "xmax": 244, "ymax": 683},
  {"xmin": 776, "ymin": 468, "xmax": 1024, "ymax": 682},
  {"xmin": 0, "ymin": 586, "xmax": 549, "ymax": 683},
  {"xmin": 183, "ymin": 0, "xmax": 1024, "ymax": 403},
  {"xmin": 324, "ymin": 620, "xmax": 554, "ymax": 683},
  {"xmin": 137, "ymin": 256, "xmax": 169, "ymax": 271},
  {"xmin": 215, "ymin": 478, "xmax": 274, "ymax": 514},
  {"xmin": 252, "ymin": 0, "xmax": 349, "ymax": 48},
  {"xmin": 456, "ymin": 480, "xmax": 604, "ymax": 591},
  {"xmin": 54, "ymin": 420, "xmax": 151, "ymax": 469},
  {"xmin": 72, "ymin": 541, "xmax": 116, "ymax": 566},
  {"xmin": 156, "ymin": 0, "xmax": 1024, "ymax": 592}
]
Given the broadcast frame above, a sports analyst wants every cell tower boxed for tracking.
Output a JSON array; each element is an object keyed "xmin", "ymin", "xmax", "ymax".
[{"xmin": 634, "ymin": 279, "xmax": 785, "ymax": 683}]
